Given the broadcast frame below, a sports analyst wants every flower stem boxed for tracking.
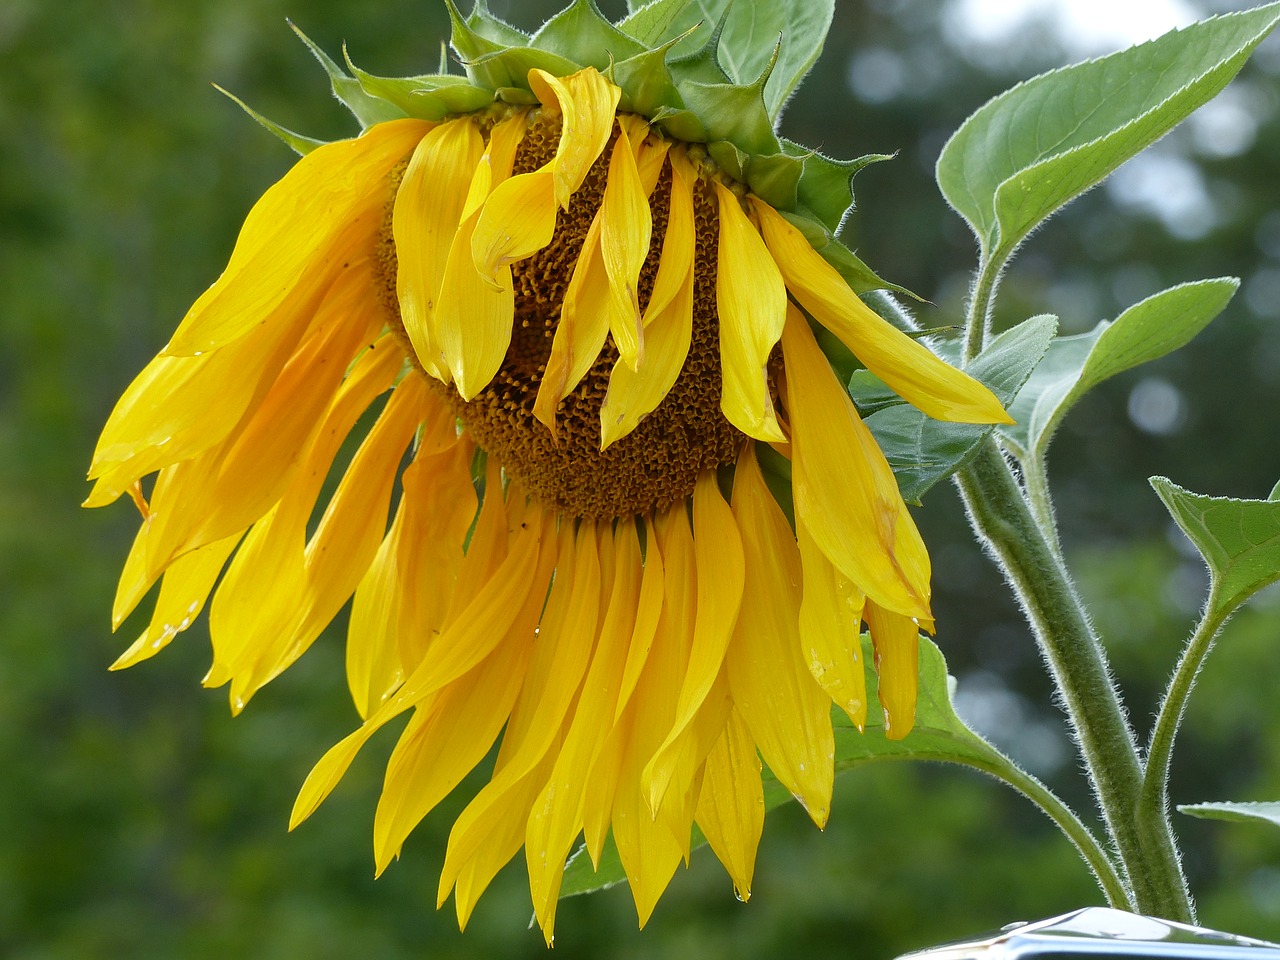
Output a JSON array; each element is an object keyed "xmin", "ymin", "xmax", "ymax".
[
  {"xmin": 1141, "ymin": 587, "xmax": 1230, "ymax": 879},
  {"xmin": 955, "ymin": 441, "xmax": 1194, "ymax": 921}
]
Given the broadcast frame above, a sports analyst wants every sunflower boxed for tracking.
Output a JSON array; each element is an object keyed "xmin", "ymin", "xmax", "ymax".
[{"xmin": 86, "ymin": 2, "xmax": 1009, "ymax": 940}]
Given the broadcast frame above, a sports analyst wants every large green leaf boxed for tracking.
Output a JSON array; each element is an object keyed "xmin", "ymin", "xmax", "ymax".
[
  {"xmin": 1151, "ymin": 478, "xmax": 1280, "ymax": 619},
  {"xmin": 858, "ymin": 314, "xmax": 1057, "ymax": 503},
  {"xmin": 1178, "ymin": 801, "xmax": 1280, "ymax": 828},
  {"xmin": 561, "ymin": 636, "xmax": 1023, "ymax": 900},
  {"xmin": 999, "ymin": 279, "xmax": 1237, "ymax": 461},
  {"xmin": 936, "ymin": 4, "xmax": 1280, "ymax": 264}
]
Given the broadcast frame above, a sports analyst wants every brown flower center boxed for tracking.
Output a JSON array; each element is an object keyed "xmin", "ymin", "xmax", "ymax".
[{"xmin": 378, "ymin": 112, "xmax": 745, "ymax": 521}]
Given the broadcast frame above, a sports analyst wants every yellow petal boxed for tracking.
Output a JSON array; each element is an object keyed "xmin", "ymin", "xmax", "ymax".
[
  {"xmin": 143, "ymin": 332, "xmax": 403, "ymax": 576},
  {"xmin": 598, "ymin": 152, "xmax": 694, "ymax": 450},
  {"xmin": 290, "ymin": 510, "xmax": 551, "ymax": 830},
  {"xmin": 346, "ymin": 502, "xmax": 410, "ymax": 720},
  {"xmin": 643, "ymin": 471, "xmax": 742, "ymax": 815},
  {"xmin": 712, "ymin": 181, "xmax": 786, "ymax": 442},
  {"xmin": 528, "ymin": 67, "xmax": 620, "ymax": 208},
  {"xmin": 752, "ymin": 198, "xmax": 1012, "ymax": 425},
  {"xmin": 231, "ymin": 375, "xmax": 427, "ymax": 704},
  {"xmin": 373, "ymin": 606, "xmax": 539, "ymax": 874},
  {"xmin": 434, "ymin": 208, "xmax": 515, "ymax": 399},
  {"xmin": 613, "ymin": 516, "xmax": 665, "ymax": 722},
  {"xmin": 394, "ymin": 119, "xmax": 484, "ymax": 383},
  {"xmin": 727, "ymin": 446, "xmax": 835, "ymax": 827},
  {"xmin": 533, "ymin": 213, "xmax": 611, "ymax": 434},
  {"xmin": 781, "ymin": 304, "xmax": 933, "ymax": 622},
  {"xmin": 527, "ymin": 521, "xmax": 642, "ymax": 939},
  {"xmin": 165, "ymin": 118, "xmax": 432, "ymax": 356},
  {"xmin": 470, "ymin": 168, "xmax": 559, "ymax": 282},
  {"xmin": 797, "ymin": 516, "xmax": 868, "ymax": 730},
  {"xmin": 865, "ymin": 599, "xmax": 920, "ymax": 740},
  {"xmin": 694, "ymin": 706, "xmax": 763, "ymax": 901},
  {"xmin": 460, "ymin": 110, "xmax": 527, "ymax": 222},
  {"xmin": 600, "ymin": 118, "xmax": 652, "ymax": 371},
  {"xmin": 110, "ymin": 533, "xmax": 241, "ymax": 670},
  {"xmin": 394, "ymin": 439, "xmax": 477, "ymax": 674}
]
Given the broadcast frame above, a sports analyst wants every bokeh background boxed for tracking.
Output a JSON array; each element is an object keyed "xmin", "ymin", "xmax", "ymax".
[{"xmin": 6, "ymin": 0, "xmax": 1280, "ymax": 956}]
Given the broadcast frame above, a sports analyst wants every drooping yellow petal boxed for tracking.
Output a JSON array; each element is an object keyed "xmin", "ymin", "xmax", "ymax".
[
  {"xmin": 797, "ymin": 516, "xmax": 868, "ymax": 730},
  {"xmin": 394, "ymin": 119, "xmax": 484, "ymax": 383},
  {"xmin": 290, "ymin": 509, "xmax": 550, "ymax": 830},
  {"xmin": 598, "ymin": 150, "xmax": 695, "ymax": 450},
  {"xmin": 613, "ymin": 516, "xmax": 665, "ymax": 723},
  {"xmin": 394, "ymin": 439, "xmax": 476, "ymax": 675},
  {"xmin": 781, "ymin": 304, "xmax": 933, "ymax": 623},
  {"xmin": 600, "ymin": 118, "xmax": 652, "ymax": 372},
  {"xmin": 527, "ymin": 521, "xmax": 643, "ymax": 938},
  {"xmin": 434, "ymin": 208, "xmax": 515, "ymax": 399},
  {"xmin": 694, "ymin": 706, "xmax": 764, "ymax": 901},
  {"xmin": 865, "ymin": 599, "xmax": 921, "ymax": 739},
  {"xmin": 449, "ymin": 744, "xmax": 562, "ymax": 932},
  {"xmin": 527, "ymin": 67, "xmax": 621, "ymax": 209},
  {"xmin": 460, "ymin": 110, "xmax": 527, "ymax": 223},
  {"xmin": 143, "ymin": 333, "xmax": 403, "ymax": 578},
  {"xmin": 609, "ymin": 598, "xmax": 688, "ymax": 925},
  {"xmin": 230, "ymin": 376, "xmax": 428, "ymax": 705},
  {"xmin": 470, "ymin": 168, "xmax": 558, "ymax": 281},
  {"xmin": 533, "ymin": 213, "xmax": 611, "ymax": 434},
  {"xmin": 372, "ymin": 533, "xmax": 550, "ymax": 873},
  {"xmin": 643, "ymin": 471, "xmax": 743, "ymax": 816},
  {"xmin": 752, "ymin": 198, "xmax": 1012, "ymax": 425},
  {"xmin": 110, "ymin": 533, "xmax": 241, "ymax": 670},
  {"xmin": 346, "ymin": 500, "xmax": 410, "ymax": 719},
  {"xmin": 712, "ymin": 180, "xmax": 786, "ymax": 442},
  {"xmin": 727, "ymin": 446, "xmax": 835, "ymax": 827},
  {"xmin": 166, "ymin": 118, "xmax": 432, "ymax": 356},
  {"xmin": 443, "ymin": 524, "xmax": 599, "ymax": 887}
]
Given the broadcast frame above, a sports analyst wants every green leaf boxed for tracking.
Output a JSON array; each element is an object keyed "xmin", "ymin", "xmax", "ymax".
[
  {"xmin": 936, "ymin": 4, "xmax": 1280, "ymax": 263},
  {"xmin": 861, "ymin": 315, "xmax": 1057, "ymax": 503},
  {"xmin": 1151, "ymin": 478, "xmax": 1280, "ymax": 618},
  {"xmin": 344, "ymin": 54, "xmax": 494, "ymax": 121},
  {"xmin": 1178, "ymin": 801, "xmax": 1280, "ymax": 829},
  {"xmin": 561, "ymin": 635, "xmax": 1015, "ymax": 900},
  {"xmin": 1000, "ymin": 279, "xmax": 1237, "ymax": 460}
]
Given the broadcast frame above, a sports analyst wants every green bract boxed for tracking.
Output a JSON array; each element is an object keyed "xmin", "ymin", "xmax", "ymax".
[{"xmin": 234, "ymin": 0, "xmax": 903, "ymax": 295}]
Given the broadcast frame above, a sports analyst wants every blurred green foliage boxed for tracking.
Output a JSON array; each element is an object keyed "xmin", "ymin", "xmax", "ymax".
[{"xmin": 4, "ymin": 0, "xmax": 1280, "ymax": 956}]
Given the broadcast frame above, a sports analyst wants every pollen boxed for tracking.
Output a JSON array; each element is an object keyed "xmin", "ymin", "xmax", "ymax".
[{"xmin": 379, "ymin": 111, "xmax": 745, "ymax": 520}]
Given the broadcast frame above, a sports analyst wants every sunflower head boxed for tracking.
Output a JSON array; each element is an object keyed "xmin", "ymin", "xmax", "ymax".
[{"xmin": 86, "ymin": 0, "xmax": 1011, "ymax": 943}]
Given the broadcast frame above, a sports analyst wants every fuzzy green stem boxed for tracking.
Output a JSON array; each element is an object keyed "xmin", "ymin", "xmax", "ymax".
[
  {"xmin": 955, "ymin": 441, "xmax": 1193, "ymax": 921},
  {"xmin": 963, "ymin": 256, "xmax": 1002, "ymax": 362},
  {"xmin": 1141, "ymin": 586, "xmax": 1231, "ymax": 881}
]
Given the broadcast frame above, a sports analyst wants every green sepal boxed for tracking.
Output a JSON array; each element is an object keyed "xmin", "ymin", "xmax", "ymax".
[
  {"xmin": 677, "ymin": 40, "xmax": 779, "ymax": 157},
  {"xmin": 464, "ymin": 45, "xmax": 583, "ymax": 93},
  {"xmin": 530, "ymin": 0, "xmax": 646, "ymax": 70},
  {"xmin": 647, "ymin": 105, "xmax": 709, "ymax": 143},
  {"xmin": 290, "ymin": 22, "xmax": 408, "ymax": 128},
  {"xmin": 783, "ymin": 138, "xmax": 894, "ymax": 235},
  {"xmin": 612, "ymin": 32, "xmax": 691, "ymax": 117},
  {"xmin": 462, "ymin": 0, "xmax": 529, "ymax": 46},
  {"xmin": 744, "ymin": 151, "xmax": 803, "ymax": 212},
  {"xmin": 212, "ymin": 84, "xmax": 327, "ymax": 156},
  {"xmin": 344, "ymin": 50, "xmax": 494, "ymax": 121},
  {"xmin": 445, "ymin": 0, "xmax": 510, "ymax": 63},
  {"xmin": 664, "ymin": 3, "xmax": 735, "ymax": 86}
]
